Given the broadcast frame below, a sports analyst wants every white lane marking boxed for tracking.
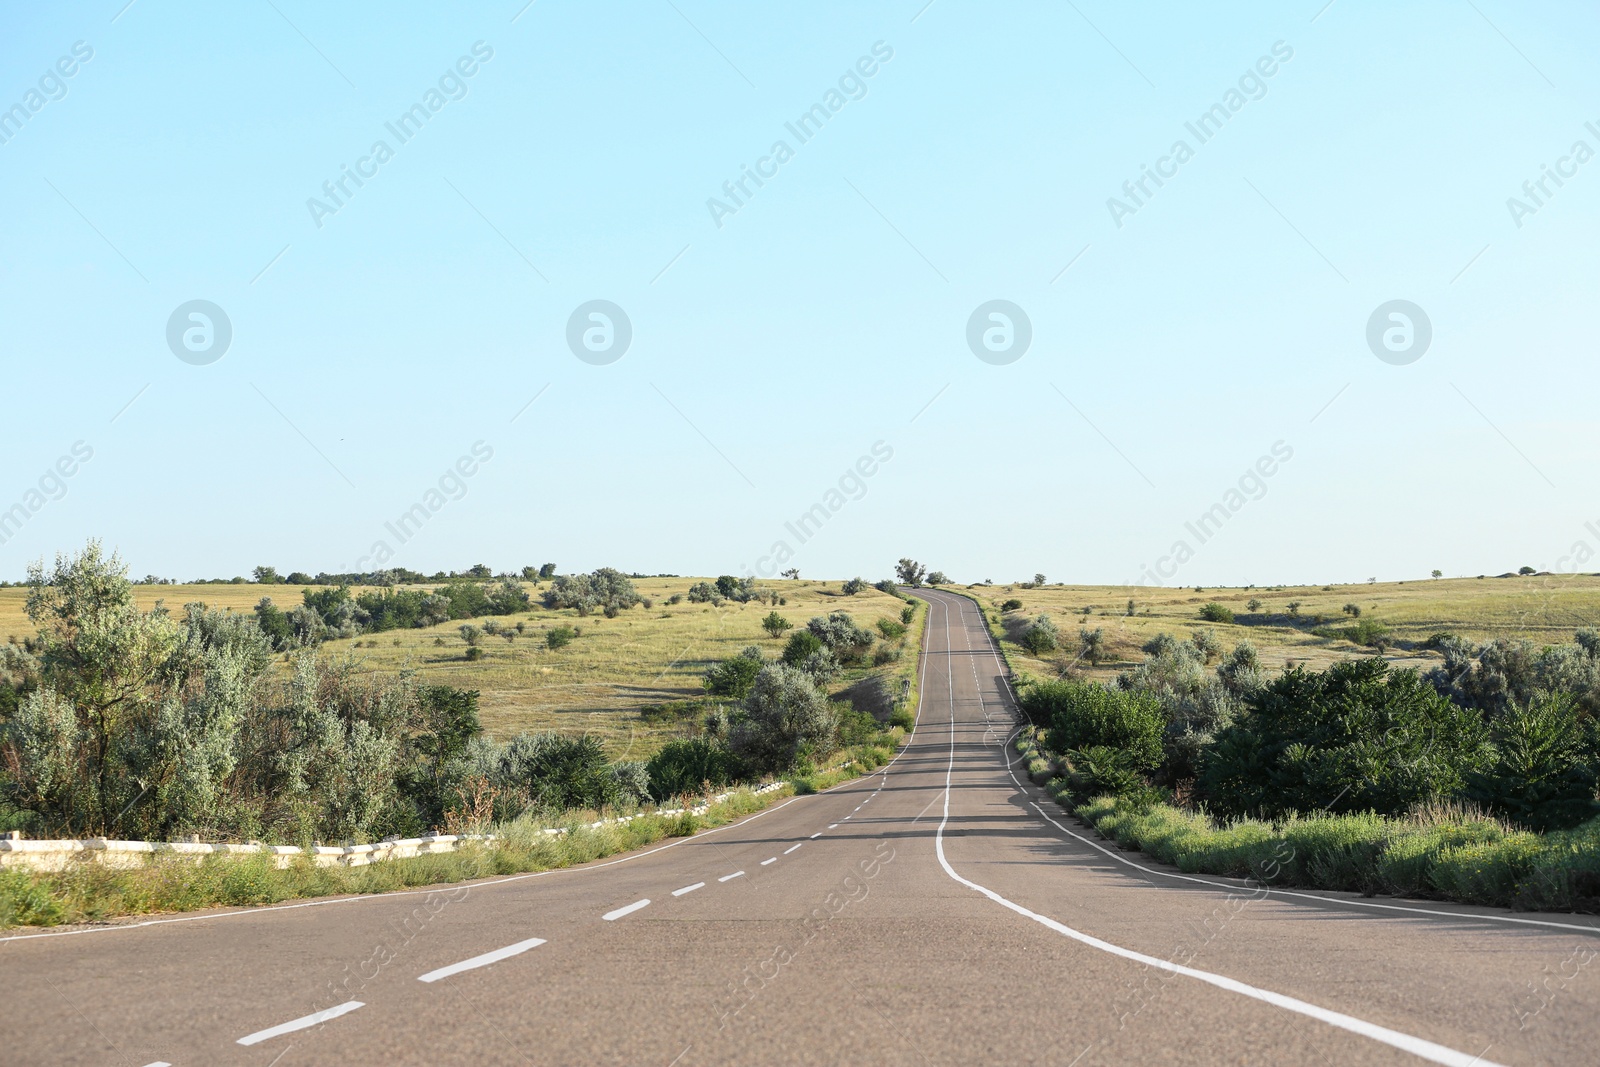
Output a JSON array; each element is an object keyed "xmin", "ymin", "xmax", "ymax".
[
  {"xmin": 141, "ymin": 1062, "xmax": 172, "ymax": 1066},
  {"xmin": 603, "ymin": 899, "xmax": 651, "ymax": 921},
  {"xmin": 672, "ymin": 882, "xmax": 706, "ymax": 897},
  {"xmin": 784, "ymin": 843, "xmax": 802, "ymax": 854},
  {"xmin": 843, "ymin": 815, "xmax": 851, "ymax": 820},
  {"xmin": 416, "ymin": 937, "xmax": 546, "ymax": 983},
  {"xmin": 828, "ymin": 823, "xmax": 838, "ymax": 829},
  {"xmin": 718, "ymin": 871, "xmax": 745, "ymax": 882},
  {"xmin": 810, "ymin": 832, "xmax": 822, "ymax": 839},
  {"xmin": 926, "ymin": 594, "xmax": 1507, "ymax": 1067},
  {"xmin": 760, "ymin": 858, "xmax": 777, "ymax": 866},
  {"xmin": 957, "ymin": 603, "xmax": 1600, "ymax": 940},
  {"xmin": 237, "ymin": 1001, "xmax": 364, "ymax": 1045}
]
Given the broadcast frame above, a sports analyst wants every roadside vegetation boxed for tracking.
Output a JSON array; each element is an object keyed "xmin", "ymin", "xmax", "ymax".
[
  {"xmin": 1008, "ymin": 614, "xmax": 1600, "ymax": 912},
  {"xmin": 0, "ymin": 543, "xmax": 927, "ymax": 927}
]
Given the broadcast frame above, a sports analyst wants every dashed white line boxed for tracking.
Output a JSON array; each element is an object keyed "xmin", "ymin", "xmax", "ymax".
[
  {"xmin": 237, "ymin": 1001, "xmax": 364, "ymax": 1045},
  {"xmin": 784, "ymin": 843, "xmax": 802, "ymax": 854},
  {"xmin": 760, "ymin": 858, "xmax": 777, "ymax": 866},
  {"xmin": 141, "ymin": 1062, "xmax": 172, "ymax": 1067},
  {"xmin": 718, "ymin": 871, "xmax": 745, "ymax": 882},
  {"xmin": 810, "ymin": 832, "xmax": 822, "ymax": 839},
  {"xmin": 828, "ymin": 823, "xmax": 838, "ymax": 829},
  {"xmin": 672, "ymin": 882, "xmax": 706, "ymax": 897},
  {"xmin": 417, "ymin": 937, "xmax": 546, "ymax": 983},
  {"xmin": 603, "ymin": 899, "xmax": 651, "ymax": 921}
]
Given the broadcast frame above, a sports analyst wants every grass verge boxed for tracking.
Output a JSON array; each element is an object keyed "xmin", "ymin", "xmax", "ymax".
[
  {"xmin": 0, "ymin": 731, "xmax": 916, "ymax": 930},
  {"xmin": 1023, "ymin": 737, "xmax": 1600, "ymax": 913}
]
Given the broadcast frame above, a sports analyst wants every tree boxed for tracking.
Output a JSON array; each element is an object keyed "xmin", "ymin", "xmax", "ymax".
[
  {"xmin": 840, "ymin": 577, "xmax": 867, "ymax": 596},
  {"xmin": 761, "ymin": 612, "xmax": 793, "ymax": 639},
  {"xmin": 1078, "ymin": 627, "xmax": 1106, "ymax": 666},
  {"xmin": 1247, "ymin": 598, "xmax": 1262, "ymax": 612},
  {"xmin": 521, "ymin": 566, "xmax": 540, "ymax": 581},
  {"xmin": 20, "ymin": 541, "xmax": 184, "ymax": 833},
  {"xmin": 539, "ymin": 563, "xmax": 557, "ymax": 579},
  {"xmin": 927, "ymin": 571, "xmax": 949, "ymax": 585},
  {"xmin": 1519, "ymin": 566, "xmax": 1537, "ymax": 576},
  {"xmin": 781, "ymin": 629, "xmax": 823, "ymax": 667},
  {"xmin": 780, "ymin": 568, "xmax": 800, "ymax": 580},
  {"xmin": 1034, "ymin": 573, "xmax": 1047, "ymax": 587},
  {"xmin": 895, "ymin": 558, "xmax": 926, "ymax": 588},
  {"xmin": 252, "ymin": 566, "xmax": 282, "ymax": 584},
  {"xmin": 1431, "ymin": 569, "xmax": 1443, "ymax": 579}
]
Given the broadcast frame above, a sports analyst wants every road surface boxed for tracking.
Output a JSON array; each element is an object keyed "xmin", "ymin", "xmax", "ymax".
[{"xmin": 2, "ymin": 589, "xmax": 1596, "ymax": 1065}]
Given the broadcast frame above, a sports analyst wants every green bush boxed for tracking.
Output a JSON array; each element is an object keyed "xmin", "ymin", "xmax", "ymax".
[
  {"xmin": 876, "ymin": 618, "xmax": 907, "ymax": 640},
  {"xmin": 1465, "ymin": 694, "xmax": 1600, "ymax": 831},
  {"xmin": 704, "ymin": 647, "xmax": 763, "ymax": 699},
  {"xmin": 645, "ymin": 738, "xmax": 742, "ymax": 801},
  {"xmin": 1001, "ymin": 599, "xmax": 1023, "ymax": 612},
  {"xmin": 1198, "ymin": 659, "xmax": 1493, "ymax": 819},
  {"xmin": 889, "ymin": 706, "xmax": 915, "ymax": 731},
  {"xmin": 546, "ymin": 626, "xmax": 576, "ymax": 650},
  {"xmin": 900, "ymin": 604, "xmax": 916, "ymax": 625},
  {"xmin": 1026, "ymin": 680, "xmax": 1164, "ymax": 772},
  {"xmin": 1198, "ymin": 603, "xmax": 1234, "ymax": 624},
  {"xmin": 781, "ymin": 629, "xmax": 823, "ymax": 667}
]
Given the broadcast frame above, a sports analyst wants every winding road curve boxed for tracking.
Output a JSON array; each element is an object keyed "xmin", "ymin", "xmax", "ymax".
[{"xmin": 2, "ymin": 589, "xmax": 1596, "ymax": 1065}]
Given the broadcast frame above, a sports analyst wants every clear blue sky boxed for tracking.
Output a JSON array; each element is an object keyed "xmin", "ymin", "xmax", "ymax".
[{"xmin": 2, "ymin": 1, "xmax": 1596, "ymax": 587}]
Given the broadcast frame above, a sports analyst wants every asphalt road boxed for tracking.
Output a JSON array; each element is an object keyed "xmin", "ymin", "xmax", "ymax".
[{"xmin": 3, "ymin": 589, "xmax": 1598, "ymax": 1066}]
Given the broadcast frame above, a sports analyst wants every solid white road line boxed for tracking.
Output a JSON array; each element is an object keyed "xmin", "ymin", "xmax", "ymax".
[
  {"xmin": 760, "ymin": 858, "xmax": 777, "ymax": 866},
  {"xmin": 141, "ymin": 1062, "xmax": 172, "ymax": 1066},
  {"xmin": 672, "ymin": 882, "xmax": 705, "ymax": 897},
  {"xmin": 417, "ymin": 937, "xmax": 546, "ymax": 983},
  {"xmin": 237, "ymin": 1001, "xmax": 364, "ymax": 1046},
  {"xmin": 603, "ymin": 899, "xmax": 651, "ymax": 921},
  {"xmin": 784, "ymin": 843, "xmax": 802, "ymax": 854},
  {"xmin": 718, "ymin": 871, "xmax": 745, "ymax": 882},
  {"xmin": 927, "ymin": 593, "xmax": 1509, "ymax": 1067}
]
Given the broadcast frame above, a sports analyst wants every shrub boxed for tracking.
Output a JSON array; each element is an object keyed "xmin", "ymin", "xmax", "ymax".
[
  {"xmin": 1190, "ymin": 628, "xmax": 1222, "ymax": 663},
  {"xmin": 464, "ymin": 647, "xmax": 484, "ymax": 662},
  {"xmin": 704, "ymin": 647, "xmax": 763, "ymax": 699},
  {"xmin": 806, "ymin": 612, "xmax": 875, "ymax": 663},
  {"xmin": 543, "ymin": 568, "xmax": 640, "ymax": 615},
  {"xmin": 546, "ymin": 626, "xmax": 576, "ymax": 650},
  {"xmin": 889, "ymin": 706, "xmax": 915, "ymax": 731},
  {"xmin": 781, "ymin": 629, "xmax": 823, "ymax": 667},
  {"xmin": 876, "ymin": 618, "xmax": 906, "ymax": 640},
  {"xmin": 761, "ymin": 612, "xmax": 793, "ymax": 639},
  {"xmin": 927, "ymin": 571, "xmax": 949, "ymax": 585},
  {"xmin": 900, "ymin": 604, "xmax": 915, "ymax": 625},
  {"xmin": 1001, "ymin": 599, "xmax": 1023, "ymax": 612},
  {"xmin": 459, "ymin": 624, "xmax": 482, "ymax": 646},
  {"xmin": 1198, "ymin": 603, "xmax": 1234, "ymax": 624},
  {"xmin": 686, "ymin": 582, "xmax": 717, "ymax": 603},
  {"xmin": 1020, "ymin": 615, "xmax": 1060, "ymax": 655},
  {"xmin": 1198, "ymin": 659, "xmax": 1494, "ymax": 820},
  {"xmin": 1078, "ymin": 627, "xmax": 1106, "ymax": 666},
  {"xmin": 1247, "ymin": 598, "xmax": 1262, "ymax": 612},
  {"xmin": 645, "ymin": 738, "xmax": 742, "ymax": 801},
  {"xmin": 874, "ymin": 579, "xmax": 899, "ymax": 596},
  {"xmin": 1464, "ymin": 693, "xmax": 1600, "ymax": 831},
  {"xmin": 1024, "ymin": 680, "xmax": 1164, "ymax": 771},
  {"xmin": 1343, "ymin": 603, "xmax": 1362, "ymax": 617},
  {"xmin": 841, "ymin": 577, "xmax": 867, "ymax": 596},
  {"xmin": 728, "ymin": 664, "xmax": 838, "ymax": 773}
]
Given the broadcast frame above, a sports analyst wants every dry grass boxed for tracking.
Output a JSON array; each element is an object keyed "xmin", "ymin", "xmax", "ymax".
[
  {"xmin": 957, "ymin": 572, "xmax": 1600, "ymax": 684},
  {"xmin": 0, "ymin": 578, "xmax": 915, "ymax": 758}
]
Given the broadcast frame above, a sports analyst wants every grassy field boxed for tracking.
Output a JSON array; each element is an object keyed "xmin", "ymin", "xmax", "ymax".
[
  {"xmin": 958, "ymin": 573, "xmax": 1600, "ymax": 684},
  {"xmin": 0, "ymin": 578, "xmax": 917, "ymax": 759}
]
